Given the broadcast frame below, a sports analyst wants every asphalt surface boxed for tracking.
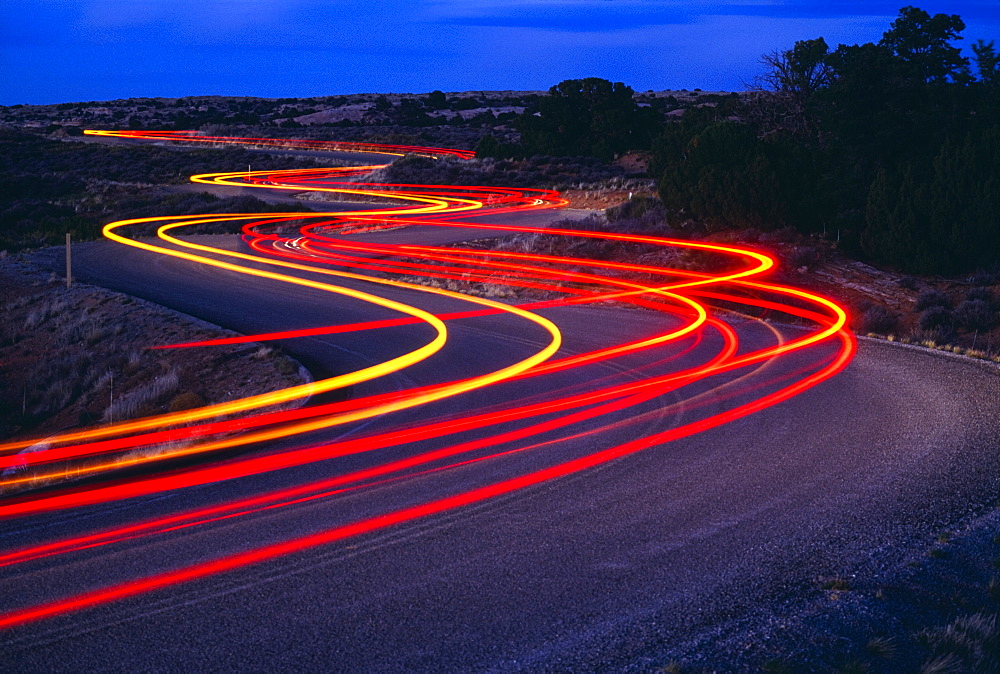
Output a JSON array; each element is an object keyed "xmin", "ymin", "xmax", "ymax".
[{"xmin": 3, "ymin": 230, "xmax": 1000, "ymax": 672}]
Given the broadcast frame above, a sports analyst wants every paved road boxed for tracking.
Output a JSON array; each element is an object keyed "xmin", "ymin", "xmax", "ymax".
[{"xmin": 3, "ymin": 231, "xmax": 1000, "ymax": 671}]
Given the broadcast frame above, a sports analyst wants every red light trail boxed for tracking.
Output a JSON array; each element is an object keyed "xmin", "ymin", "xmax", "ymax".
[{"xmin": 0, "ymin": 129, "xmax": 854, "ymax": 629}]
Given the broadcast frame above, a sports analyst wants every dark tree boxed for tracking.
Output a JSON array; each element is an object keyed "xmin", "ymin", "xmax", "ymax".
[
  {"xmin": 861, "ymin": 126, "xmax": 1000, "ymax": 274},
  {"xmin": 878, "ymin": 5, "xmax": 970, "ymax": 84},
  {"xmin": 749, "ymin": 38, "xmax": 833, "ymax": 138},
  {"xmin": 972, "ymin": 39, "xmax": 1000, "ymax": 86},
  {"xmin": 425, "ymin": 90, "xmax": 448, "ymax": 109},
  {"xmin": 758, "ymin": 37, "xmax": 834, "ymax": 104},
  {"xmin": 517, "ymin": 78, "xmax": 657, "ymax": 160}
]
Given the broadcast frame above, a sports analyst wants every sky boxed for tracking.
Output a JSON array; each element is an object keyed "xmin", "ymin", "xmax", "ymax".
[{"xmin": 2, "ymin": 0, "xmax": 998, "ymax": 105}]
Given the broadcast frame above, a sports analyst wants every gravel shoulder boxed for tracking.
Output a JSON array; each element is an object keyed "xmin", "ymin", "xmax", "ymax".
[{"xmin": 637, "ymin": 338, "xmax": 1000, "ymax": 672}]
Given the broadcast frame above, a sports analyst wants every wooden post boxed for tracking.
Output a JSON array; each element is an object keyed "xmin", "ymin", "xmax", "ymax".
[{"xmin": 65, "ymin": 232, "xmax": 72, "ymax": 288}]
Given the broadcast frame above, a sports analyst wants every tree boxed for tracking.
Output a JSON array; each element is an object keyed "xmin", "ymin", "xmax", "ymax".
[
  {"xmin": 650, "ymin": 6, "xmax": 996, "ymax": 274},
  {"xmin": 758, "ymin": 37, "xmax": 834, "ymax": 103},
  {"xmin": 517, "ymin": 78, "xmax": 656, "ymax": 160},
  {"xmin": 653, "ymin": 121, "xmax": 824, "ymax": 231},
  {"xmin": 879, "ymin": 6, "xmax": 970, "ymax": 84},
  {"xmin": 972, "ymin": 39, "xmax": 1000, "ymax": 86},
  {"xmin": 425, "ymin": 90, "xmax": 448, "ymax": 109},
  {"xmin": 821, "ymin": 29, "xmax": 969, "ymax": 165},
  {"xmin": 474, "ymin": 133, "xmax": 522, "ymax": 160},
  {"xmin": 861, "ymin": 125, "xmax": 1000, "ymax": 274},
  {"xmin": 750, "ymin": 38, "xmax": 833, "ymax": 138}
]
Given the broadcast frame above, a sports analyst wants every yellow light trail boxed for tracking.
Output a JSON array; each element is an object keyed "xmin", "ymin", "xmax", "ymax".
[{"xmin": 0, "ymin": 130, "xmax": 859, "ymax": 632}]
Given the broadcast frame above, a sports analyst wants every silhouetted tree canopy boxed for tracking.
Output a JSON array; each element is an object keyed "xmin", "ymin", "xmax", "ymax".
[
  {"xmin": 648, "ymin": 5, "xmax": 1000, "ymax": 275},
  {"xmin": 514, "ymin": 78, "xmax": 659, "ymax": 161},
  {"xmin": 879, "ymin": 6, "xmax": 970, "ymax": 84}
]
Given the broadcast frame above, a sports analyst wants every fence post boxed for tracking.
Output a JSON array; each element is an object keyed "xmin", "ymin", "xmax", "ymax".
[{"xmin": 65, "ymin": 232, "xmax": 72, "ymax": 288}]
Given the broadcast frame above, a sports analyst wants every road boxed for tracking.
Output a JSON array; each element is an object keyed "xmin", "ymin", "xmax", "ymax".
[
  {"xmin": 5, "ymin": 235, "xmax": 999, "ymax": 671},
  {"xmin": 1, "ymin": 136, "xmax": 999, "ymax": 671}
]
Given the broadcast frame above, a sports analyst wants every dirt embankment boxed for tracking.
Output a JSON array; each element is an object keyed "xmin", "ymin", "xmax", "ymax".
[{"xmin": 0, "ymin": 255, "xmax": 308, "ymax": 443}]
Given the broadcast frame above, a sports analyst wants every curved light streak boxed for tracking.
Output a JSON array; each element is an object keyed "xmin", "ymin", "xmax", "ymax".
[{"xmin": 0, "ymin": 130, "xmax": 855, "ymax": 630}]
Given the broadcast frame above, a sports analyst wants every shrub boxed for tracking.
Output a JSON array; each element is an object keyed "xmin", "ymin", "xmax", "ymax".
[
  {"xmin": 919, "ymin": 306, "xmax": 953, "ymax": 331},
  {"xmin": 954, "ymin": 299, "xmax": 996, "ymax": 331},
  {"xmin": 103, "ymin": 370, "xmax": 179, "ymax": 422},
  {"xmin": 919, "ymin": 654, "xmax": 963, "ymax": 674},
  {"xmin": 606, "ymin": 195, "xmax": 665, "ymax": 225},
  {"xmin": 989, "ymin": 577, "xmax": 1000, "ymax": 603},
  {"xmin": 865, "ymin": 636, "xmax": 897, "ymax": 660},
  {"xmin": 168, "ymin": 391, "xmax": 205, "ymax": 412},
  {"xmin": 968, "ymin": 270, "xmax": 998, "ymax": 286},
  {"xmin": 919, "ymin": 612, "xmax": 1000, "ymax": 673},
  {"xmin": 821, "ymin": 576, "xmax": 852, "ymax": 591},
  {"xmin": 966, "ymin": 287, "xmax": 995, "ymax": 306},
  {"xmin": 276, "ymin": 357, "xmax": 298, "ymax": 375},
  {"xmin": 916, "ymin": 290, "xmax": 952, "ymax": 311},
  {"xmin": 860, "ymin": 305, "xmax": 899, "ymax": 334}
]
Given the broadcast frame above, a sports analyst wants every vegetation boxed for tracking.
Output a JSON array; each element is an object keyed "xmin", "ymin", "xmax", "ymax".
[
  {"xmin": 513, "ymin": 78, "xmax": 660, "ymax": 161},
  {"xmin": 646, "ymin": 6, "xmax": 999, "ymax": 276},
  {"xmin": 5, "ymin": 10, "xmax": 991, "ymax": 276},
  {"xmin": 0, "ymin": 5, "xmax": 996, "ymax": 664},
  {"xmin": 0, "ymin": 128, "xmax": 317, "ymax": 250},
  {"xmin": 0, "ymin": 259, "xmax": 306, "ymax": 450},
  {"xmin": 368, "ymin": 152, "xmax": 627, "ymax": 190}
]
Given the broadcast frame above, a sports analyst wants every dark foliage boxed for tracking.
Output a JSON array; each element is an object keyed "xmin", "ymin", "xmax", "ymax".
[
  {"xmin": 376, "ymin": 153, "xmax": 624, "ymax": 189},
  {"xmin": 0, "ymin": 129, "xmax": 322, "ymax": 250},
  {"xmin": 919, "ymin": 305, "xmax": 953, "ymax": 331},
  {"xmin": 0, "ymin": 128, "xmax": 329, "ymax": 185},
  {"xmin": 861, "ymin": 127, "xmax": 1000, "ymax": 274},
  {"xmin": 647, "ymin": 6, "xmax": 1000, "ymax": 276},
  {"xmin": 653, "ymin": 121, "xmax": 827, "ymax": 232},
  {"xmin": 859, "ymin": 305, "xmax": 900, "ymax": 334},
  {"xmin": 965, "ymin": 287, "xmax": 995, "ymax": 305},
  {"xmin": 915, "ymin": 289, "xmax": 953, "ymax": 311},
  {"xmin": 605, "ymin": 196, "xmax": 666, "ymax": 225},
  {"xmin": 954, "ymin": 299, "xmax": 996, "ymax": 331},
  {"xmin": 513, "ymin": 78, "xmax": 661, "ymax": 161}
]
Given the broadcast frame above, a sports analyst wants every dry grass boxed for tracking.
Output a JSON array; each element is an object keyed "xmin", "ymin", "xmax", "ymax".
[
  {"xmin": 102, "ymin": 369, "xmax": 179, "ymax": 423},
  {"xmin": 919, "ymin": 612, "xmax": 1000, "ymax": 672},
  {"xmin": 919, "ymin": 654, "xmax": 964, "ymax": 674},
  {"xmin": 865, "ymin": 636, "xmax": 897, "ymax": 660},
  {"xmin": 0, "ymin": 258, "xmax": 310, "ymax": 486}
]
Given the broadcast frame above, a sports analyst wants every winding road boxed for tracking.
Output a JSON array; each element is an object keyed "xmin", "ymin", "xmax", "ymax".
[{"xmin": 2, "ymin": 132, "xmax": 999, "ymax": 671}]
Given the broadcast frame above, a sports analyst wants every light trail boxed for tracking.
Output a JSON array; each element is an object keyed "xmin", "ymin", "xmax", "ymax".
[{"xmin": 0, "ymin": 130, "xmax": 854, "ymax": 629}]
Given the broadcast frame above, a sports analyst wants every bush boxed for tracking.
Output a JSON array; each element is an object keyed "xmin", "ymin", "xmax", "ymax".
[
  {"xmin": 860, "ymin": 305, "xmax": 899, "ymax": 334},
  {"xmin": 168, "ymin": 391, "xmax": 206, "ymax": 412},
  {"xmin": 968, "ymin": 269, "xmax": 999, "ymax": 286},
  {"xmin": 276, "ymin": 357, "xmax": 298, "ymax": 375},
  {"xmin": 966, "ymin": 287, "xmax": 995, "ymax": 306},
  {"xmin": 919, "ymin": 306, "xmax": 953, "ymax": 331},
  {"xmin": 916, "ymin": 290, "xmax": 952, "ymax": 311},
  {"xmin": 919, "ymin": 612, "xmax": 1000, "ymax": 673},
  {"xmin": 103, "ymin": 371, "xmax": 179, "ymax": 422},
  {"xmin": 954, "ymin": 299, "xmax": 996, "ymax": 331},
  {"xmin": 606, "ymin": 195, "xmax": 665, "ymax": 224}
]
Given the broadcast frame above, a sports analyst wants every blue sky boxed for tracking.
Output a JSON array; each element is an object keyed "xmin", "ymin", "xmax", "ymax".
[{"xmin": 2, "ymin": 1, "xmax": 997, "ymax": 104}]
